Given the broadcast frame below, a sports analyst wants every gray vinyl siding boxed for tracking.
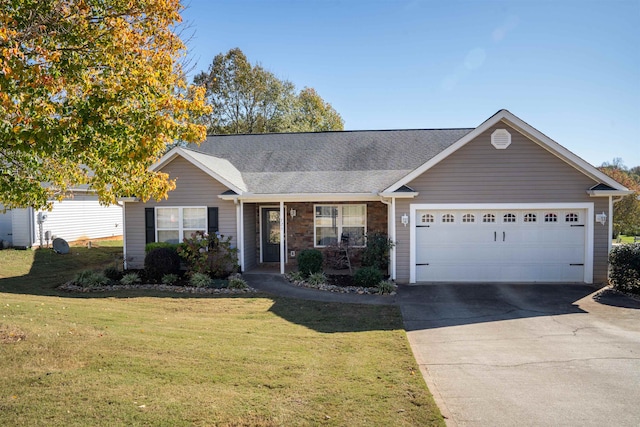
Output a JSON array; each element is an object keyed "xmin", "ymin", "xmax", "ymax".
[
  {"xmin": 124, "ymin": 156, "xmax": 237, "ymax": 269},
  {"xmin": 395, "ymin": 123, "xmax": 609, "ymax": 284},
  {"xmin": 243, "ymin": 203, "xmax": 257, "ymax": 271}
]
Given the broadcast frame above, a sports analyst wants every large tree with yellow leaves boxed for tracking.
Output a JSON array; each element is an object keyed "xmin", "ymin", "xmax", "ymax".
[{"xmin": 0, "ymin": 0, "xmax": 210, "ymax": 210}]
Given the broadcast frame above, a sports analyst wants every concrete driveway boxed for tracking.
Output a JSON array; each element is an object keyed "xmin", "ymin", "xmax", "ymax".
[{"xmin": 398, "ymin": 284, "xmax": 640, "ymax": 426}]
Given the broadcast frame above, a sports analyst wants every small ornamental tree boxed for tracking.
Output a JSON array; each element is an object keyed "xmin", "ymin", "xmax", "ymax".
[{"xmin": 177, "ymin": 231, "xmax": 239, "ymax": 278}]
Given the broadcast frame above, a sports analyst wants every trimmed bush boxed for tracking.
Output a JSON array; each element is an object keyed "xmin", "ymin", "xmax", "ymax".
[
  {"xmin": 145, "ymin": 248, "xmax": 182, "ymax": 282},
  {"xmin": 74, "ymin": 270, "xmax": 109, "ymax": 288},
  {"xmin": 145, "ymin": 242, "xmax": 180, "ymax": 253},
  {"xmin": 609, "ymin": 244, "xmax": 640, "ymax": 294},
  {"xmin": 297, "ymin": 249, "xmax": 323, "ymax": 277},
  {"xmin": 353, "ymin": 266, "xmax": 383, "ymax": 288}
]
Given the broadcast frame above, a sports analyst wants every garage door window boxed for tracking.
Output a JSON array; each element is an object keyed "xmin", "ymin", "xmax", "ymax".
[
  {"xmin": 462, "ymin": 214, "xmax": 475, "ymax": 223},
  {"xmin": 545, "ymin": 213, "xmax": 558, "ymax": 222},
  {"xmin": 503, "ymin": 213, "xmax": 517, "ymax": 223},
  {"xmin": 566, "ymin": 213, "xmax": 579, "ymax": 222},
  {"xmin": 483, "ymin": 213, "xmax": 496, "ymax": 223},
  {"xmin": 524, "ymin": 213, "xmax": 537, "ymax": 223},
  {"xmin": 421, "ymin": 213, "xmax": 434, "ymax": 223},
  {"xmin": 442, "ymin": 214, "xmax": 455, "ymax": 223}
]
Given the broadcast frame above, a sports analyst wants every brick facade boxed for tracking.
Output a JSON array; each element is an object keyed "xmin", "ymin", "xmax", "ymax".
[{"xmin": 283, "ymin": 201, "xmax": 388, "ymax": 268}]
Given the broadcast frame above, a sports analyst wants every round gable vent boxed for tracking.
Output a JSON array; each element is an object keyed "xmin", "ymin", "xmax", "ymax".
[{"xmin": 491, "ymin": 129, "xmax": 511, "ymax": 149}]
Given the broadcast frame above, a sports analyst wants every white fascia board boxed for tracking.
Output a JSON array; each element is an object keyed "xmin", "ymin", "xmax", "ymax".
[
  {"xmin": 385, "ymin": 109, "xmax": 630, "ymax": 193},
  {"xmin": 378, "ymin": 191, "xmax": 419, "ymax": 198},
  {"xmin": 225, "ymin": 193, "xmax": 382, "ymax": 203},
  {"xmin": 587, "ymin": 190, "xmax": 634, "ymax": 197},
  {"xmin": 116, "ymin": 197, "xmax": 139, "ymax": 202},
  {"xmin": 151, "ymin": 147, "xmax": 246, "ymax": 195}
]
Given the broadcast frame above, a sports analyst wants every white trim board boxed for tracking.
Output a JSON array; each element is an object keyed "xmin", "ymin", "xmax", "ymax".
[{"xmin": 408, "ymin": 202, "xmax": 594, "ymax": 284}]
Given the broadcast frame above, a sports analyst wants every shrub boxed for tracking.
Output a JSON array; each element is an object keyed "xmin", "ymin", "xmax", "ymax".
[
  {"xmin": 74, "ymin": 270, "xmax": 109, "ymax": 288},
  {"xmin": 103, "ymin": 266, "xmax": 122, "ymax": 282},
  {"xmin": 361, "ymin": 232, "xmax": 395, "ymax": 272},
  {"xmin": 161, "ymin": 274, "xmax": 179, "ymax": 285},
  {"xmin": 145, "ymin": 248, "xmax": 182, "ymax": 282},
  {"xmin": 297, "ymin": 249, "xmax": 323, "ymax": 277},
  {"xmin": 353, "ymin": 266, "xmax": 384, "ymax": 288},
  {"xmin": 376, "ymin": 280, "xmax": 397, "ymax": 295},
  {"xmin": 287, "ymin": 271, "xmax": 306, "ymax": 282},
  {"xmin": 609, "ymin": 244, "xmax": 640, "ymax": 294},
  {"xmin": 178, "ymin": 231, "xmax": 239, "ymax": 278},
  {"xmin": 307, "ymin": 272, "xmax": 327, "ymax": 286},
  {"xmin": 228, "ymin": 277, "xmax": 248, "ymax": 289},
  {"xmin": 189, "ymin": 272, "xmax": 212, "ymax": 288},
  {"xmin": 145, "ymin": 242, "xmax": 180, "ymax": 253},
  {"xmin": 120, "ymin": 272, "xmax": 141, "ymax": 285}
]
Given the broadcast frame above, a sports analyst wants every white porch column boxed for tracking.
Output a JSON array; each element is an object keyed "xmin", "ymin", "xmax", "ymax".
[
  {"xmin": 279, "ymin": 201, "xmax": 285, "ymax": 274},
  {"xmin": 608, "ymin": 195, "xmax": 613, "ymax": 253},
  {"xmin": 239, "ymin": 200, "xmax": 245, "ymax": 272},
  {"xmin": 390, "ymin": 197, "xmax": 397, "ymax": 281}
]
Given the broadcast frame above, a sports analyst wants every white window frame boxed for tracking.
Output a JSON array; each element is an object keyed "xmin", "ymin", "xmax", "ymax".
[
  {"xmin": 156, "ymin": 206, "xmax": 207, "ymax": 243},
  {"xmin": 314, "ymin": 204, "xmax": 367, "ymax": 247}
]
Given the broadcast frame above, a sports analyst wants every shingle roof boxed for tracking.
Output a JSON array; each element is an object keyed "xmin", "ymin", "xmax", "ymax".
[{"xmin": 184, "ymin": 128, "xmax": 473, "ymax": 194}]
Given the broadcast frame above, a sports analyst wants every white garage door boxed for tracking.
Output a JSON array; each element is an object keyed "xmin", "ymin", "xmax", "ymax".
[{"xmin": 415, "ymin": 209, "xmax": 586, "ymax": 282}]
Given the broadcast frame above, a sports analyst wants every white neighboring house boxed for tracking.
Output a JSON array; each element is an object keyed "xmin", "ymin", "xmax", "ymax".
[{"xmin": 0, "ymin": 192, "xmax": 122, "ymax": 248}]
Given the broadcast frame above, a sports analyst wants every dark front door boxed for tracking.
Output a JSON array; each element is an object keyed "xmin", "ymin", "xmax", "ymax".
[{"xmin": 262, "ymin": 208, "xmax": 280, "ymax": 262}]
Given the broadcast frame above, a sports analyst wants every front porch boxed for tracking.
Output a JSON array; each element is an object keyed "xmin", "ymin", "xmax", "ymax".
[{"xmin": 237, "ymin": 201, "xmax": 389, "ymax": 275}]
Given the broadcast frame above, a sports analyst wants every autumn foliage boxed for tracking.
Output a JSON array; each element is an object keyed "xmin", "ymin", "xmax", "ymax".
[{"xmin": 0, "ymin": 0, "xmax": 210, "ymax": 209}]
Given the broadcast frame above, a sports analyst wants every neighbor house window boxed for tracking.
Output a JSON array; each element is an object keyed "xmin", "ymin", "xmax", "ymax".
[
  {"xmin": 315, "ymin": 204, "xmax": 366, "ymax": 247},
  {"xmin": 156, "ymin": 207, "xmax": 207, "ymax": 243}
]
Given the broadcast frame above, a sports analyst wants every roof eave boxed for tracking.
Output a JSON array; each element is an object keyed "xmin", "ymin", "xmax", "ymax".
[{"xmin": 220, "ymin": 193, "xmax": 384, "ymax": 203}]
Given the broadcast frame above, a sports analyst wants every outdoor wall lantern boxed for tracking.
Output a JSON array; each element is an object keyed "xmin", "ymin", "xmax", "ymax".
[
  {"xmin": 401, "ymin": 213, "xmax": 409, "ymax": 227},
  {"xmin": 595, "ymin": 212, "xmax": 607, "ymax": 225},
  {"xmin": 290, "ymin": 209, "xmax": 297, "ymax": 219}
]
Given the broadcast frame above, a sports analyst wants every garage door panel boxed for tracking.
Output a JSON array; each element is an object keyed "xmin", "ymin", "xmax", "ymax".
[{"xmin": 415, "ymin": 208, "xmax": 587, "ymax": 283}]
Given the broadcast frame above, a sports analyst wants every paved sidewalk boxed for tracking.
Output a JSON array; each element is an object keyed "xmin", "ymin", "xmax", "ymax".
[{"xmin": 243, "ymin": 272, "xmax": 397, "ymax": 305}]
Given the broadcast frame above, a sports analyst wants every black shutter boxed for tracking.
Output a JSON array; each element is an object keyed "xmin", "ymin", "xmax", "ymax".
[
  {"xmin": 145, "ymin": 208, "xmax": 155, "ymax": 244},
  {"xmin": 207, "ymin": 207, "xmax": 219, "ymax": 233}
]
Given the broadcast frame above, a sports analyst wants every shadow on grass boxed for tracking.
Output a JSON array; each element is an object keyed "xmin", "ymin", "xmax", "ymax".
[{"xmin": 0, "ymin": 246, "xmax": 404, "ymax": 333}]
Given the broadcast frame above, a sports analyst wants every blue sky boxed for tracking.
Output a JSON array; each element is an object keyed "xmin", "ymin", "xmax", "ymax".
[{"xmin": 180, "ymin": 0, "xmax": 640, "ymax": 167}]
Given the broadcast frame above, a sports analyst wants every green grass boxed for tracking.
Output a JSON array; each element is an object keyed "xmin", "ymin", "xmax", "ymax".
[
  {"xmin": 617, "ymin": 234, "xmax": 639, "ymax": 244},
  {"xmin": 0, "ymin": 244, "xmax": 444, "ymax": 426}
]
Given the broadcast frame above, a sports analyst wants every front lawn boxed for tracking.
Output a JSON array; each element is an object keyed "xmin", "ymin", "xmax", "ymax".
[{"xmin": 0, "ymin": 246, "xmax": 444, "ymax": 426}]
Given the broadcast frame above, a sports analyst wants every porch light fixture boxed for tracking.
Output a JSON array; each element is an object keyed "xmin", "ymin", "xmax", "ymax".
[
  {"xmin": 290, "ymin": 208, "xmax": 297, "ymax": 219},
  {"xmin": 401, "ymin": 213, "xmax": 409, "ymax": 227},
  {"xmin": 595, "ymin": 212, "xmax": 607, "ymax": 225}
]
